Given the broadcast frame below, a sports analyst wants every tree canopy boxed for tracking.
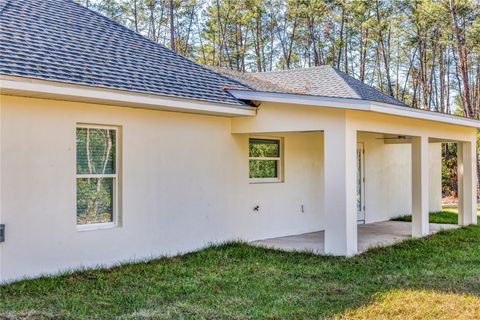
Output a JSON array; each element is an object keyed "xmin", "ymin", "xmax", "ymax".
[{"xmin": 78, "ymin": 0, "xmax": 479, "ymax": 119}]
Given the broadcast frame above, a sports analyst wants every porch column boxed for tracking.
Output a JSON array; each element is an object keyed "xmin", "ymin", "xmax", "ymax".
[
  {"xmin": 458, "ymin": 141, "xmax": 477, "ymax": 226},
  {"xmin": 411, "ymin": 136, "xmax": 430, "ymax": 237},
  {"xmin": 324, "ymin": 121, "xmax": 357, "ymax": 256}
]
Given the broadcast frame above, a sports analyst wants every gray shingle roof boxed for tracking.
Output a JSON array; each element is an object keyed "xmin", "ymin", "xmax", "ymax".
[
  {"xmin": 0, "ymin": 0, "xmax": 405, "ymax": 108},
  {"xmin": 0, "ymin": 0, "xmax": 248, "ymax": 105},
  {"xmin": 220, "ymin": 66, "xmax": 407, "ymax": 107}
]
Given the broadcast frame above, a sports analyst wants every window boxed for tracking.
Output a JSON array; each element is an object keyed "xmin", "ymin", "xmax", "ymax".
[
  {"xmin": 249, "ymin": 137, "xmax": 283, "ymax": 183},
  {"xmin": 76, "ymin": 125, "xmax": 119, "ymax": 229}
]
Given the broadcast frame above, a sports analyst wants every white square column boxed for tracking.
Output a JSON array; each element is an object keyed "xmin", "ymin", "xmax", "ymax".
[
  {"xmin": 411, "ymin": 136, "xmax": 430, "ymax": 237},
  {"xmin": 324, "ymin": 120, "xmax": 357, "ymax": 256},
  {"xmin": 458, "ymin": 141, "xmax": 477, "ymax": 226}
]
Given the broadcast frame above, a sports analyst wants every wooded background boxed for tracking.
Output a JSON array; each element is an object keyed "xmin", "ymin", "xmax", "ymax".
[{"xmin": 78, "ymin": 0, "xmax": 479, "ymax": 198}]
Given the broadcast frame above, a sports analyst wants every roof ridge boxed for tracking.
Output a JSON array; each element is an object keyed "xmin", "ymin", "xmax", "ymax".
[
  {"xmin": 221, "ymin": 65, "xmax": 407, "ymax": 107},
  {"xmin": 331, "ymin": 68, "xmax": 408, "ymax": 107},
  {"xmin": 254, "ymin": 66, "xmax": 405, "ymax": 106},
  {"xmin": 246, "ymin": 72, "xmax": 300, "ymax": 94},
  {"xmin": 206, "ymin": 67, "xmax": 264, "ymax": 92},
  {"xmin": 66, "ymin": 0, "xmax": 249, "ymax": 91},
  {"xmin": 253, "ymin": 65, "xmax": 331, "ymax": 75}
]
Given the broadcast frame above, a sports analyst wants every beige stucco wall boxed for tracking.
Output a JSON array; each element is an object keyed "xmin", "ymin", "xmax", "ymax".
[
  {"xmin": 358, "ymin": 133, "xmax": 442, "ymax": 223},
  {"xmin": 232, "ymin": 102, "xmax": 476, "ymax": 141},
  {"xmin": 0, "ymin": 95, "xmax": 325, "ymax": 282},
  {"xmin": 0, "ymin": 95, "xmax": 467, "ymax": 281},
  {"xmin": 357, "ymin": 132, "xmax": 410, "ymax": 223}
]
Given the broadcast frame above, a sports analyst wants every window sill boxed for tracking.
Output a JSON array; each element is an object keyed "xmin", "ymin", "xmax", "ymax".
[
  {"xmin": 77, "ymin": 222, "xmax": 116, "ymax": 232},
  {"xmin": 249, "ymin": 179, "xmax": 283, "ymax": 184}
]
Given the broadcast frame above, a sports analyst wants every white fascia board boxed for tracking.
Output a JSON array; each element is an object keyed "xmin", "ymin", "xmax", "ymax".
[
  {"xmin": 0, "ymin": 75, "xmax": 257, "ymax": 117},
  {"xmin": 229, "ymin": 90, "xmax": 480, "ymax": 128}
]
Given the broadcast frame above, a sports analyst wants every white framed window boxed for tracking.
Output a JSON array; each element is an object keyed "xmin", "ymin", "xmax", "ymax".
[
  {"xmin": 76, "ymin": 124, "xmax": 120, "ymax": 231},
  {"xmin": 249, "ymin": 137, "xmax": 283, "ymax": 183}
]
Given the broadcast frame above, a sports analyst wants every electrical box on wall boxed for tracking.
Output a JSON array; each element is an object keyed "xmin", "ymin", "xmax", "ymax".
[{"xmin": 0, "ymin": 224, "xmax": 5, "ymax": 243}]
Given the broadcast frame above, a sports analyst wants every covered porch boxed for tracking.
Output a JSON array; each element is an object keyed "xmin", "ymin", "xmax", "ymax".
[
  {"xmin": 251, "ymin": 221, "xmax": 458, "ymax": 254},
  {"xmin": 232, "ymin": 101, "xmax": 478, "ymax": 256}
]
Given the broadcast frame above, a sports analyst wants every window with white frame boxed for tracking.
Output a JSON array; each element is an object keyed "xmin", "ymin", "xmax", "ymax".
[
  {"xmin": 249, "ymin": 137, "xmax": 283, "ymax": 182},
  {"xmin": 76, "ymin": 125, "xmax": 119, "ymax": 228}
]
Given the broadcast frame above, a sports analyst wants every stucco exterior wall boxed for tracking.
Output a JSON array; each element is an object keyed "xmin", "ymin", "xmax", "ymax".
[
  {"xmin": 357, "ymin": 133, "xmax": 410, "ymax": 223},
  {"xmin": 232, "ymin": 102, "xmax": 476, "ymax": 141},
  {"xmin": 0, "ymin": 95, "xmax": 325, "ymax": 282},
  {"xmin": 0, "ymin": 96, "xmax": 461, "ymax": 282},
  {"xmin": 358, "ymin": 133, "xmax": 442, "ymax": 223}
]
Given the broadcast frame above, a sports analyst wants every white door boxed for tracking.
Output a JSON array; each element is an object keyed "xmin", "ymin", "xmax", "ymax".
[{"xmin": 357, "ymin": 143, "xmax": 365, "ymax": 223}]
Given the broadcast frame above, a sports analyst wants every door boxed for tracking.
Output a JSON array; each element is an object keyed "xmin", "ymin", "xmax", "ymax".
[{"xmin": 357, "ymin": 143, "xmax": 365, "ymax": 223}]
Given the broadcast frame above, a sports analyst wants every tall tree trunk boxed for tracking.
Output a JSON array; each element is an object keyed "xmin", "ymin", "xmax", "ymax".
[
  {"xmin": 359, "ymin": 27, "xmax": 369, "ymax": 82},
  {"xmin": 375, "ymin": 0, "xmax": 394, "ymax": 96},
  {"xmin": 439, "ymin": 46, "xmax": 446, "ymax": 113},
  {"xmin": 337, "ymin": 3, "xmax": 345, "ymax": 69},
  {"xmin": 449, "ymin": 0, "xmax": 473, "ymax": 117},
  {"xmin": 169, "ymin": 0, "xmax": 175, "ymax": 51}
]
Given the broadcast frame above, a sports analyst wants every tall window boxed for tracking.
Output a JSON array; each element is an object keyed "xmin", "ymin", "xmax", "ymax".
[
  {"xmin": 249, "ymin": 138, "xmax": 283, "ymax": 183},
  {"xmin": 76, "ymin": 125, "xmax": 119, "ymax": 228}
]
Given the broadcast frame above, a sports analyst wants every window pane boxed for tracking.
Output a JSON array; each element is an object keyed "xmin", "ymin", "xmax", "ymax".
[
  {"xmin": 77, "ymin": 128, "xmax": 116, "ymax": 174},
  {"xmin": 77, "ymin": 178, "xmax": 114, "ymax": 225},
  {"xmin": 249, "ymin": 139, "xmax": 280, "ymax": 158},
  {"xmin": 249, "ymin": 160, "xmax": 278, "ymax": 178}
]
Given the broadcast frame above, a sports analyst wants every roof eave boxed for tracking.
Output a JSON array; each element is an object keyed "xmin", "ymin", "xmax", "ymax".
[
  {"xmin": 228, "ymin": 90, "xmax": 480, "ymax": 128},
  {"xmin": 0, "ymin": 75, "xmax": 257, "ymax": 117}
]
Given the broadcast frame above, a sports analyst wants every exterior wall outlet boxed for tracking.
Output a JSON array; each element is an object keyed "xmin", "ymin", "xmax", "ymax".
[
  {"xmin": 301, "ymin": 205, "xmax": 305, "ymax": 213},
  {"xmin": 0, "ymin": 224, "xmax": 5, "ymax": 243},
  {"xmin": 253, "ymin": 205, "xmax": 260, "ymax": 212}
]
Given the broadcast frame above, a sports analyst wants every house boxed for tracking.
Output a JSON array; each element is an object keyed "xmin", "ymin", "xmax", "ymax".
[{"xmin": 0, "ymin": 0, "xmax": 478, "ymax": 283}]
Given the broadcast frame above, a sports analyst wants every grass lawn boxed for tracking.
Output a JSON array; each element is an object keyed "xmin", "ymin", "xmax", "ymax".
[
  {"xmin": 1, "ymin": 226, "xmax": 480, "ymax": 319},
  {"xmin": 392, "ymin": 207, "xmax": 480, "ymax": 224}
]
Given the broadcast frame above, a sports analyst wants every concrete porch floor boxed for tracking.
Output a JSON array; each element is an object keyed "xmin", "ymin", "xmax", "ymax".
[{"xmin": 251, "ymin": 221, "xmax": 458, "ymax": 254}]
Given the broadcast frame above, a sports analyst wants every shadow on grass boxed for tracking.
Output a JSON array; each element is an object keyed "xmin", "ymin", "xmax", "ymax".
[{"xmin": 1, "ymin": 226, "xmax": 480, "ymax": 319}]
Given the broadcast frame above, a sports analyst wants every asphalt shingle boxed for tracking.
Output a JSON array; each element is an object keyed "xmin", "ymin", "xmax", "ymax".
[
  {"xmin": 0, "ymin": 0, "xmax": 248, "ymax": 105},
  {"xmin": 0, "ymin": 0, "xmax": 407, "ymax": 108},
  {"xmin": 219, "ymin": 66, "xmax": 407, "ymax": 107}
]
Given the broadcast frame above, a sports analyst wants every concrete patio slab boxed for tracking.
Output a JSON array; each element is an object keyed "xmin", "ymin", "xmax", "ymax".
[{"xmin": 250, "ymin": 221, "xmax": 458, "ymax": 254}]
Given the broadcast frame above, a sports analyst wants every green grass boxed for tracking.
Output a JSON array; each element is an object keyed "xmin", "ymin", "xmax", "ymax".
[
  {"xmin": 392, "ymin": 207, "xmax": 480, "ymax": 224},
  {"xmin": 1, "ymin": 225, "xmax": 480, "ymax": 319}
]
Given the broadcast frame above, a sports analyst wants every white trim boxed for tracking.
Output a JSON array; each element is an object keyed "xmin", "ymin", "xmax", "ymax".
[
  {"xmin": 357, "ymin": 142, "xmax": 365, "ymax": 224},
  {"xmin": 248, "ymin": 156, "xmax": 280, "ymax": 161},
  {"xmin": 0, "ymin": 75, "xmax": 257, "ymax": 117},
  {"xmin": 76, "ymin": 222, "xmax": 115, "ymax": 232},
  {"xmin": 249, "ymin": 177, "xmax": 283, "ymax": 184},
  {"xmin": 228, "ymin": 90, "xmax": 480, "ymax": 128},
  {"xmin": 75, "ymin": 125, "xmax": 120, "ymax": 230},
  {"xmin": 74, "ymin": 123, "xmax": 120, "ymax": 130},
  {"xmin": 249, "ymin": 137, "xmax": 284, "ymax": 184},
  {"xmin": 76, "ymin": 174, "xmax": 117, "ymax": 178}
]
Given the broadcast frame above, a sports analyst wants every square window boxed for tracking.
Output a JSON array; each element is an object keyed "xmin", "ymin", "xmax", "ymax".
[
  {"xmin": 76, "ymin": 126, "xmax": 119, "ymax": 228},
  {"xmin": 249, "ymin": 138, "xmax": 283, "ymax": 183}
]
